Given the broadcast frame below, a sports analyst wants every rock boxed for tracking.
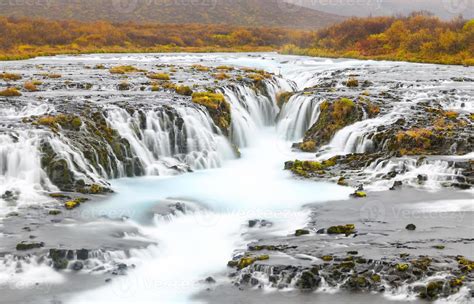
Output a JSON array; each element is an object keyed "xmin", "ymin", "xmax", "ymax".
[
  {"xmin": 389, "ymin": 181, "xmax": 403, "ymax": 190},
  {"xmin": 295, "ymin": 229, "xmax": 310, "ymax": 236},
  {"xmin": 296, "ymin": 271, "xmax": 321, "ymax": 291},
  {"xmin": 350, "ymin": 191, "xmax": 367, "ymax": 198},
  {"xmin": 327, "ymin": 224, "xmax": 355, "ymax": 235},
  {"xmin": 76, "ymin": 249, "xmax": 89, "ymax": 260},
  {"xmin": 337, "ymin": 176, "xmax": 348, "ymax": 186},
  {"xmin": 16, "ymin": 242, "xmax": 44, "ymax": 251},
  {"xmin": 417, "ymin": 174, "xmax": 428, "ymax": 182},
  {"xmin": 248, "ymin": 220, "xmax": 258, "ymax": 228},
  {"xmin": 205, "ymin": 277, "xmax": 216, "ymax": 284},
  {"xmin": 50, "ymin": 249, "xmax": 69, "ymax": 269},
  {"xmin": 65, "ymin": 199, "xmax": 81, "ymax": 210},
  {"xmin": 1, "ymin": 190, "xmax": 19, "ymax": 201},
  {"xmin": 405, "ymin": 224, "xmax": 416, "ymax": 231},
  {"xmin": 227, "ymin": 260, "xmax": 238, "ymax": 268},
  {"xmin": 316, "ymin": 228, "xmax": 325, "ymax": 234},
  {"xmin": 321, "ymin": 255, "xmax": 333, "ymax": 262},
  {"xmin": 48, "ymin": 209, "xmax": 62, "ymax": 215},
  {"xmin": 395, "ymin": 263, "xmax": 409, "ymax": 272}
]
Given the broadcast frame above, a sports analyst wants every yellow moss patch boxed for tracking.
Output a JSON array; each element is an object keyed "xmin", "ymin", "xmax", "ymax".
[
  {"xmin": 175, "ymin": 85, "xmax": 193, "ymax": 96},
  {"xmin": 0, "ymin": 72, "xmax": 22, "ymax": 81},
  {"xmin": 109, "ymin": 65, "xmax": 142, "ymax": 74},
  {"xmin": 147, "ymin": 73, "xmax": 170, "ymax": 80},
  {"xmin": 24, "ymin": 81, "xmax": 38, "ymax": 92},
  {"xmin": 0, "ymin": 87, "xmax": 22, "ymax": 97}
]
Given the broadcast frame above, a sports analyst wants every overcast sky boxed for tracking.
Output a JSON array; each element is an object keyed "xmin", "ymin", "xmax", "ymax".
[{"xmin": 288, "ymin": 0, "xmax": 474, "ymax": 19}]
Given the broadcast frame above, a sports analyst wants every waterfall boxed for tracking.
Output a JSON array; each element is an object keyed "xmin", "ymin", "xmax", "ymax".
[
  {"xmin": 0, "ymin": 131, "xmax": 56, "ymax": 212},
  {"xmin": 276, "ymin": 94, "xmax": 325, "ymax": 141},
  {"xmin": 104, "ymin": 104, "xmax": 235, "ymax": 175},
  {"xmin": 364, "ymin": 158, "xmax": 464, "ymax": 190},
  {"xmin": 220, "ymin": 81, "xmax": 281, "ymax": 147}
]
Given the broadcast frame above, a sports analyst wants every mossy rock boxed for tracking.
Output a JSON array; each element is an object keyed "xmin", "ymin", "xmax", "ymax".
[
  {"xmin": 65, "ymin": 199, "xmax": 82, "ymax": 210},
  {"xmin": 48, "ymin": 210, "xmax": 62, "ymax": 215},
  {"xmin": 276, "ymin": 91, "xmax": 294, "ymax": 108},
  {"xmin": 237, "ymin": 257, "xmax": 255, "ymax": 269},
  {"xmin": 192, "ymin": 92, "xmax": 231, "ymax": 134},
  {"xmin": 295, "ymin": 229, "xmax": 310, "ymax": 236},
  {"xmin": 16, "ymin": 242, "xmax": 44, "ymax": 251},
  {"xmin": 327, "ymin": 224, "xmax": 355, "ymax": 235},
  {"xmin": 351, "ymin": 191, "xmax": 367, "ymax": 198},
  {"xmin": 175, "ymin": 85, "xmax": 193, "ymax": 96},
  {"xmin": 321, "ymin": 255, "xmax": 333, "ymax": 262},
  {"xmin": 299, "ymin": 140, "xmax": 317, "ymax": 152},
  {"xmin": 395, "ymin": 263, "xmax": 409, "ymax": 272},
  {"xmin": 0, "ymin": 87, "xmax": 22, "ymax": 97},
  {"xmin": 303, "ymin": 98, "xmax": 362, "ymax": 150}
]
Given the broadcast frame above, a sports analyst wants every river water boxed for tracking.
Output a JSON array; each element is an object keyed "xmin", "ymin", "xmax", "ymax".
[{"xmin": 0, "ymin": 53, "xmax": 472, "ymax": 304}]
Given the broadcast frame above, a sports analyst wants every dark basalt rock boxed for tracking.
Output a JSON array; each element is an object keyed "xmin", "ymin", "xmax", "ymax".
[
  {"xmin": 76, "ymin": 249, "xmax": 89, "ymax": 260},
  {"xmin": 406, "ymin": 224, "xmax": 416, "ymax": 231}
]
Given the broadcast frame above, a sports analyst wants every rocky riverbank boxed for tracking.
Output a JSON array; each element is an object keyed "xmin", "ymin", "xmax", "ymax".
[{"xmin": 201, "ymin": 188, "xmax": 473, "ymax": 303}]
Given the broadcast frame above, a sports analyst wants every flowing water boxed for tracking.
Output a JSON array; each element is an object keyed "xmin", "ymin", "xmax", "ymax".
[{"xmin": 0, "ymin": 53, "xmax": 472, "ymax": 303}]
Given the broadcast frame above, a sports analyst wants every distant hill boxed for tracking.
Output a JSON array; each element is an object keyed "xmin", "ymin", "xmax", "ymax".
[
  {"xmin": 0, "ymin": 0, "xmax": 345, "ymax": 29},
  {"xmin": 289, "ymin": 0, "xmax": 474, "ymax": 20}
]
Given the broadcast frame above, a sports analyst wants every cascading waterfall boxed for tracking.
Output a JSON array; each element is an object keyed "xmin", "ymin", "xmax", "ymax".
[
  {"xmin": 0, "ymin": 131, "xmax": 56, "ymax": 212},
  {"xmin": 104, "ymin": 104, "xmax": 235, "ymax": 175},
  {"xmin": 220, "ymin": 81, "xmax": 281, "ymax": 147},
  {"xmin": 276, "ymin": 94, "xmax": 325, "ymax": 141}
]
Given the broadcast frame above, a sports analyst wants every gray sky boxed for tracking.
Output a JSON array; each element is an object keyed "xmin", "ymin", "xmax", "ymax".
[{"xmin": 288, "ymin": 0, "xmax": 474, "ymax": 19}]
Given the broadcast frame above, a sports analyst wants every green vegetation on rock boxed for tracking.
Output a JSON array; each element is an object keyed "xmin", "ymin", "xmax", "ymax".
[{"xmin": 192, "ymin": 92, "xmax": 231, "ymax": 133}]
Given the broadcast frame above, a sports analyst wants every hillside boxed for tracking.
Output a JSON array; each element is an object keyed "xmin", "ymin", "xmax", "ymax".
[{"xmin": 0, "ymin": 0, "xmax": 344, "ymax": 29}]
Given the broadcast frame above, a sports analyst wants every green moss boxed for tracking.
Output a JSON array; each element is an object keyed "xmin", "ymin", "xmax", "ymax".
[
  {"xmin": 395, "ymin": 263, "xmax": 409, "ymax": 271},
  {"xmin": 16, "ymin": 242, "xmax": 44, "ymax": 250},
  {"xmin": 109, "ymin": 65, "xmax": 142, "ymax": 74},
  {"xmin": 237, "ymin": 257, "xmax": 255, "ymax": 269},
  {"xmin": 36, "ymin": 114, "xmax": 82, "ymax": 131},
  {"xmin": 175, "ymin": 85, "xmax": 193, "ymax": 96},
  {"xmin": 295, "ymin": 229, "xmax": 310, "ymax": 236},
  {"xmin": 352, "ymin": 191, "xmax": 367, "ymax": 198},
  {"xmin": 118, "ymin": 81, "xmax": 130, "ymax": 90},
  {"xmin": 321, "ymin": 255, "xmax": 333, "ymax": 262},
  {"xmin": 299, "ymin": 140, "xmax": 317, "ymax": 152},
  {"xmin": 371, "ymin": 274, "xmax": 381, "ymax": 282},
  {"xmin": 147, "ymin": 73, "xmax": 170, "ymax": 80},
  {"xmin": 48, "ymin": 209, "xmax": 62, "ymax": 215},
  {"xmin": 0, "ymin": 72, "xmax": 22, "ymax": 81},
  {"xmin": 192, "ymin": 92, "xmax": 231, "ymax": 134},
  {"xmin": 276, "ymin": 91, "xmax": 294, "ymax": 108},
  {"xmin": 65, "ymin": 199, "xmax": 82, "ymax": 210},
  {"xmin": 327, "ymin": 224, "xmax": 355, "ymax": 235},
  {"xmin": 303, "ymin": 98, "xmax": 360, "ymax": 149},
  {"xmin": 345, "ymin": 77, "xmax": 359, "ymax": 87}
]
